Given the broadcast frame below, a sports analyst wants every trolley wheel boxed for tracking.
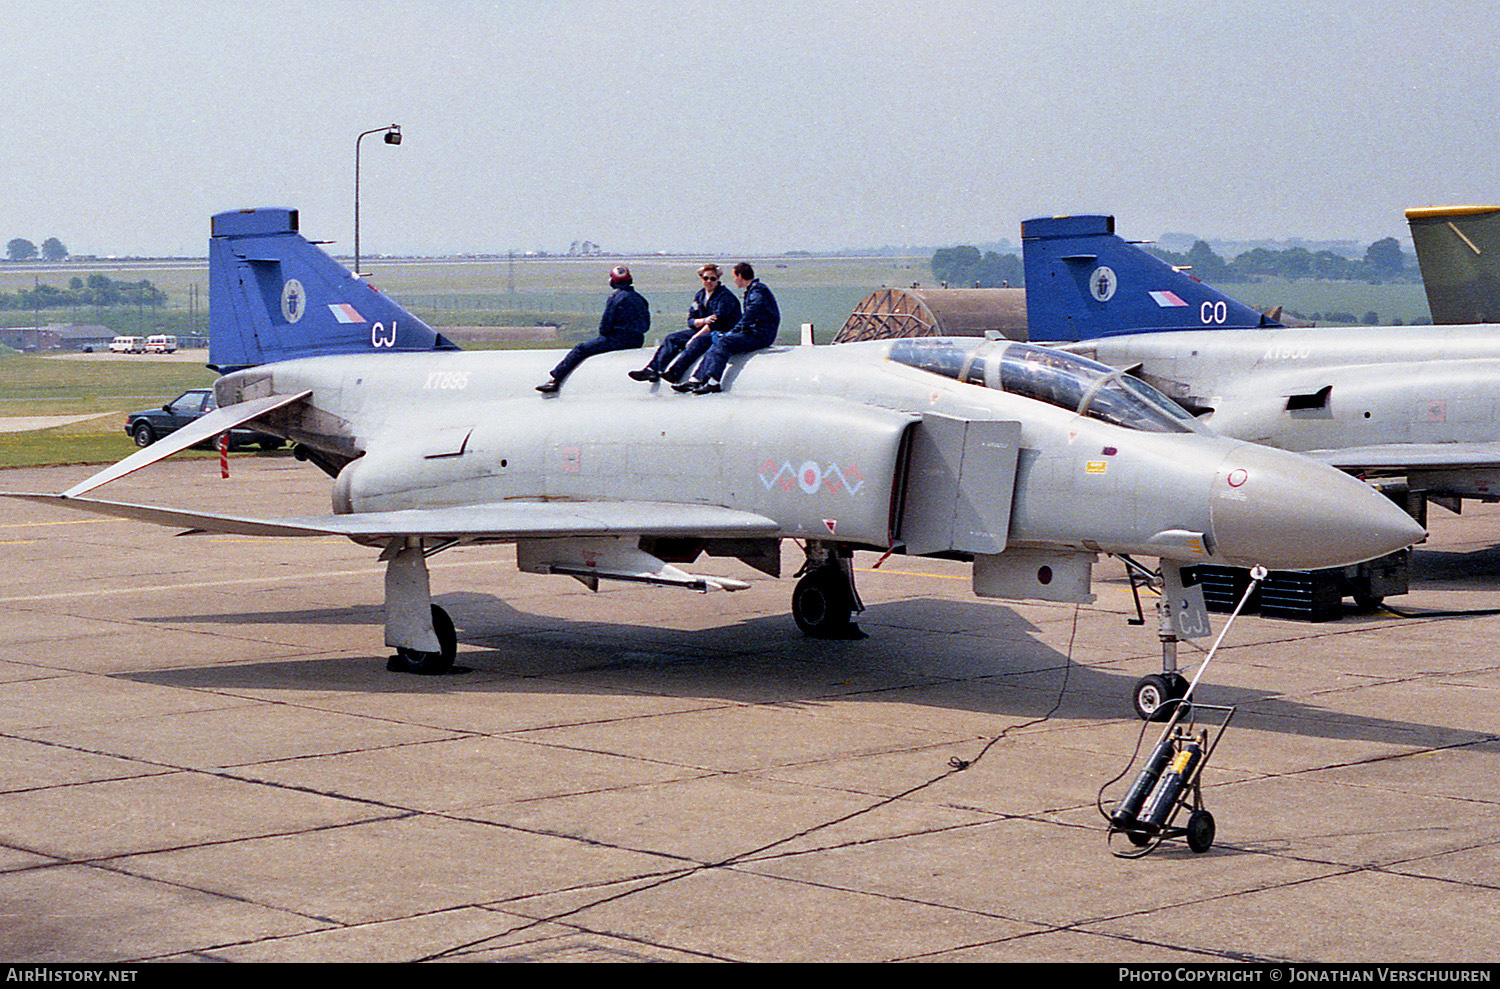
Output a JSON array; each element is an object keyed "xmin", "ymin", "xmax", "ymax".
[
  {"xmin": 1132, "ymin": 673, "xmax": 1187, "ymax": 722},
  {"xmin": 1186, "ymin": 809, "xmax": 1216, "ymax": 853}
]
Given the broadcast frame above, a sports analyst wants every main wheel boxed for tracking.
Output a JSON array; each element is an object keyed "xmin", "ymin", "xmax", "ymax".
[
  {"xmin": 1133, "ymin": 673, "xmax": 1187, "ymax": 722},
  {"xmin": 132, "ymin": 422, "xmax": 156, "ymax": 447},
  {"xmin": 791, "ymin": 567, "xmax": 853, "ymax": 637},
  {"xmin": 391, "ymin": 605, "xmax": 458, "ymax": 675},
  {"xmin": 1186, "ymin": 809, "xmax": 1216, "ymax": 853}
]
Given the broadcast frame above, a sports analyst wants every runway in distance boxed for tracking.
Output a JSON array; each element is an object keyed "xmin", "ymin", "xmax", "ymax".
[
  {"xmin": 1022, "ymin": 214, "xmax": 1500, "ymax": 512},
  {"xmin": 2, "ymin": 209, "xmax": 1423, "ymax": 717}
]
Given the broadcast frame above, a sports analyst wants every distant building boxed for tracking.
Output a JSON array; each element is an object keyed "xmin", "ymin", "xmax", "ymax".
[
  {"xmin": 56, "ymin": 325, "xmax": 117, "ymax": 351},
  {"xmin": 0, "ymin": 324, "xmax": 114, "ymax": 352}
]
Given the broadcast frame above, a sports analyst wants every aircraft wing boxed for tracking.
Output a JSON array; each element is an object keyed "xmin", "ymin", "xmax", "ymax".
[
  {"xmin": 1306, "ymin": 443, "xmax": 1500, "ymax": 471},
  {"xmin": 62, "ymin": 391, "xmax": 313, "ymax": 498},
  {"xmin": 1, "ymin": 493, "xmax": 781, "ymax": 541}
]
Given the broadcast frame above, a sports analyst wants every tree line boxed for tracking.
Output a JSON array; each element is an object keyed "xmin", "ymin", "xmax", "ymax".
[
  {"xmin": 0, "ymin": 274, "xmax": 166, "ymax": 311},
  {"xmin": 6, "ymin": 238, "xmax": 68, "ymax": 262},
  {"xmin": 932, "ymin": 236, "xmax": 1416, "ymax": 288},
  {"xmin": 929, "ymin": 246, "xmax": 1025, "ymax": 287},
  {"xmin": 1142, "ymin": 237, "xmax": 1413, "ymax": 284}
]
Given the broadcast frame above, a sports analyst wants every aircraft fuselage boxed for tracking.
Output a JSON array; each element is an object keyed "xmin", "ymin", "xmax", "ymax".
[
  {"xmin": 1067, "ymin": 326, "xmax": 1500, "ymax": 496},
  {"xmin": 216, "ymin": 339, "xmax": 1421, "ymax": 572}
]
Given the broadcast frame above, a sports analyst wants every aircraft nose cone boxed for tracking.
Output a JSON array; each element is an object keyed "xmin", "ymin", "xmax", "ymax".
[{"xmin": 1210, "ymin": 444, "xmax": 1425, "ymax": 570}]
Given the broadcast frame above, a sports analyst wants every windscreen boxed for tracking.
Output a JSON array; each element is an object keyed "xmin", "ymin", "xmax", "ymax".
[{"xmin": 887, "ymin": 338, "xmax": 1201, "ymax": 434}]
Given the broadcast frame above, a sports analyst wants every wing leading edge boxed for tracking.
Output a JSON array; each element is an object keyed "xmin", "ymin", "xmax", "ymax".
[
  {"xmin": 1, "ymin": 493, "xmax": 781, "ymax": 541},
  {"xmin": 62, "ymin": 391, "xmax": 313, "ymax": 498},
  {"xmin": 1305, "ymin": 442, "xmax": 1500, "ymax": 471}
]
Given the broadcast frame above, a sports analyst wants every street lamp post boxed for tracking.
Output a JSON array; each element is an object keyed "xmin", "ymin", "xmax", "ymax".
[{"xmin": 354, "ymin": 124, "xmax": 402, "ymax": 276}]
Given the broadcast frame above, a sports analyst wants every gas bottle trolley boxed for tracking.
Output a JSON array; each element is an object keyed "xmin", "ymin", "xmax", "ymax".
[{"xmin": 1102, "ymin": 700, "xmax": 1236, "ymax": 857}]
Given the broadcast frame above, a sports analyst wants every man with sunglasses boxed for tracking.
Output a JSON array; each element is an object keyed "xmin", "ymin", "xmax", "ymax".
[
  {"xmin": 672, "ymin": 261, "xmax": 779, "ymax": 394},
  {"xmin": 628, "ymin": 263, "xmax": 741, "ymax": 384}
]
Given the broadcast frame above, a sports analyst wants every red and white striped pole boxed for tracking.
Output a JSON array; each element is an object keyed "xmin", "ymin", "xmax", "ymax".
[{"xmin": 218, "ymin": 433, "xmax": 229, "ymax": 479}]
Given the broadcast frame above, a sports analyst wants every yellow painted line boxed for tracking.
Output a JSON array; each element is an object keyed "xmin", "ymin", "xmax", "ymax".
[
  {"xmin": 200, "ymin": 536, "xmax": 346, "ymax": 544},
  {"xmin": 0, "ymin": 518, "xmax": 124, "ymax": 529},
  {"xmin": 0, "ymin": 557, "xmax": 510, "ymax": 605},
  {"xmin": 0, "ymin": 540, "xmax": 37, "ymax": 546},
  {"xmin": 856, "ymin": 567, "xmax": 967, "ymax": 581}
]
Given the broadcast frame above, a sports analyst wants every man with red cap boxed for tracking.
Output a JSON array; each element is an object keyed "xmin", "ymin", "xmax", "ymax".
[{"xmin": 538, "ymin": 265, "xmax": 650, "ymax": 393}]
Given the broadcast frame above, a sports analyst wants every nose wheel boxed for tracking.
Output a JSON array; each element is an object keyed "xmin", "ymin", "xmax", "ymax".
[{"xmin": 1133, "ymin": 671, "xmax": 1189, "ymax": 722}]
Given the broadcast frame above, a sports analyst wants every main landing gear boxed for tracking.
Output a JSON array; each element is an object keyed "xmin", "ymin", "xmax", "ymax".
[
  {"xmin": 792, "ymin": 543, "xmax": 866, "ymax": 639},
  {"xmin": 387, "ymin": 603, "xmax": 458, "ymax": 675},
  {"xmin": 382, "ymin": 539, "xmax": 460, "ymax": 675}
]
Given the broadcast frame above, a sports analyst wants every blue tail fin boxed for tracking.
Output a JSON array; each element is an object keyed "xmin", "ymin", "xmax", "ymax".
[
  {"xmin": 209, "ymin": 207, "xmax": 459, "ymax": 371},
  {"xmin": 1021, "ymin": 214, "xmax": 1281, "ymax": 342}
]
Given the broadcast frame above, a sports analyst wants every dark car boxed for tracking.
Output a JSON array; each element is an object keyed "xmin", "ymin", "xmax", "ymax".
[{"xmin": 125, "ymin": 388, "xmax": 285, "ymax": 450}]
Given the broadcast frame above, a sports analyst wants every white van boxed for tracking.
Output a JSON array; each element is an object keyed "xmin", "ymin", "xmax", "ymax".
[
  {"xmin": 145, "ymin": 334, "xmax": 177, "ymax": 354},
  {"xmin": 109, "ymin": 336, "xmax": 144, "ymax": 354}
]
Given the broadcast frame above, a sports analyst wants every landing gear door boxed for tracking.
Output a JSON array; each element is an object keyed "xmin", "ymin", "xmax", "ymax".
[
  {"xmin": 1161, "ymin": 561, "xmax": 1211, "ymax": 640},
  {"xmin": 898, "ymin": 414, "xmax": 1021, "ymax": 556}
]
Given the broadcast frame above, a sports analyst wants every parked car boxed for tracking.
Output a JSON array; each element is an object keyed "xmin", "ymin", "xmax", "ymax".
[
  {"xmin": 125, "ymin": 388, "xmax": 285, "ymax": 450},
  {"xmin": 145, "ymin": 334, "xmax": 178, "ymax": 354},
  {"xmin": 109, "ymin": 336, "xmax": 144, "ymax": 354}
]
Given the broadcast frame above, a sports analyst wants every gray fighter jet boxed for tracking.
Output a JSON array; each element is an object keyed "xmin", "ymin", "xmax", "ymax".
[
  {"xmin": 1023, "ymin": 214, "xmax": 1500, "ymax": 512},
  {"xmin": 3, "ymin": 209, "xmax": 1423, "ymax": 719}
]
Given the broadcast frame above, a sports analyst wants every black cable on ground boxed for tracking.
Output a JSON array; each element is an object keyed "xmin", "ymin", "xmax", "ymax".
[{"xmin": 420, "ymin": 605, "xmax": 1086, "ymax": 962}]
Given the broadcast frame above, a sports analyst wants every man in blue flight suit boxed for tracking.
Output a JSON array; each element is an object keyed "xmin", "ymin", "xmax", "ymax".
[
  {"xmin": 537, "ymin": 265, "xmax": 650, "ymax": 393},
  {"xmin": 628, "ymin": 263, "xmax": 740, "ymax": 383},
  {"xmin": 672, "ymin": 261, "xmax": 778, "ymax": 394}
]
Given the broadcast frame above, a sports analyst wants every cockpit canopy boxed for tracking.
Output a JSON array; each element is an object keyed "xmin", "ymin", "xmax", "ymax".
[{"xmin": 886, "ymin": 338, "xmax": 1204, "ymax": 434}]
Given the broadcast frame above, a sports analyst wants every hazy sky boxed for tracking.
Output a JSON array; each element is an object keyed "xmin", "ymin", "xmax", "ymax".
[{"xmin": 4, "ymin": 0, "xmax": 1496, "ymax": 257}]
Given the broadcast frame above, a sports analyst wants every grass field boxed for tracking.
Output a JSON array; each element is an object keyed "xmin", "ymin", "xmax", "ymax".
[
  {"xmin": 0, "ymin": 354, "xmax": 220, "ymax": 468},
  {"xmin": 1224, "ymin": 277, "xmax": 1433, "ymax": 325},
  {"xmin": 0, "ymin": 254, "xmax": 934, "ymax": 471},
  {"xmin": 0, "ymin": 354, "xmax": 214, "ymax": 405},
  {"xmin": 0, "ymin": 253, "xmax": 1436, "ymax": 342},
  {"xmin": 0, "ymin": 254, "xmax": 934, "ymax": 345}
]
